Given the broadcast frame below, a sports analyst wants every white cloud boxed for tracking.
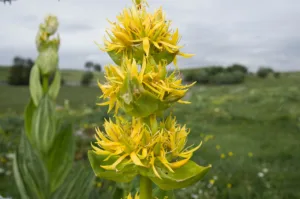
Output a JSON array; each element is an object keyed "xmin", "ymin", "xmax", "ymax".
[{"xmin": 0, "ymin": 0, "xmax": 300, "ymax": 71}]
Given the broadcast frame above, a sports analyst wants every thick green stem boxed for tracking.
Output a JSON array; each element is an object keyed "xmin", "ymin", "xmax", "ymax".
[
  {"xmin": 140, "ymin": 176, "xmax": 152, "ymax": 199},
  {"xmin": 42, "ymin": 75, "xmax": 49, "ymax": 93}
]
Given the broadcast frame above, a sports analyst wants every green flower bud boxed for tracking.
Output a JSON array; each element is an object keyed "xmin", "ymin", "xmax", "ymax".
[
  {"xmin": 36, "ymin": 46, "xmax": 58, "ymax": 76},
  {"xmin": 44, "ymin": 15, "xmax": 59, "ymax": 35}
]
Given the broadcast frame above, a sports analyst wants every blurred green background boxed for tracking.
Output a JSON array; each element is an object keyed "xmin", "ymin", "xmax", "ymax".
[{"xmin": 1, "ymin": 65, "xmax": 300, "ymax": 199}]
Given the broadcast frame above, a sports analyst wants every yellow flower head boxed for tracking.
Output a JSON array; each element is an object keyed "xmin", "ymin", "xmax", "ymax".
[
  {"xmin": 228, "ymin": 152, "xmax": 233, "ymax": 157},
  {"xmin": 92, "ymin": 114, "xmax": 201, "ymax": 179},
  {"xmin": 97, "ymin": 0, "xmax": 193, "ymax": 66},
  {"xmin": 97, "ymin": 58, "xmax": 195, "ymax": 117},
  {"xmin": 125, "ymin": 192, "xmax": 139, "ymax": 199},
  {"xmin": 220, "ymin": 153, "xmax": 226, "ymax": 159}
]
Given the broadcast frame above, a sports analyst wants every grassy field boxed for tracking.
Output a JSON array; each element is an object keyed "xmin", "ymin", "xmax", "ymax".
[
  {"xmin": 0, "ymin": 70, "xmax": 300, "ymax": 198},
  {"xmin": 0, "ymin": 66, "xmax": 104, "ymax": 84}
]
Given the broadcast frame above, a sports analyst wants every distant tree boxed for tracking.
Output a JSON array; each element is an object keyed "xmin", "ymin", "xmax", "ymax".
[
  {"xmin": 273, "ymin": 72, "xmax": 280, "ymax": 78},
  {"xmin": 226, "ymin": 64, "xmax": 248, "ymax": 74},
  {"xmin": 93, "ymin": 63, "xmax": 102, "ymax": 72},
  {"xmin": 85, "ymin": 61, "xmax": 94, "ymax": 70},
  {"xmin": 257, "ymin": 67, "xmax": 273, "ymax": 78},
  {"xmin": 8, "ymin": 56, "xmax": 34, "ymax": 85},
  {"xmin": 81, "ymin": 71, "xmax": 94, "ymax": 86}
]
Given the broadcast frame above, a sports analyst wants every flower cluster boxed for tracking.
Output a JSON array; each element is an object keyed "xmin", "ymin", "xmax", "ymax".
[
  {"xmin": 97, "ymin": 0, "xmax": 193, "ymax": 67},
  {"xmin": 89, "ymin": 0, "xmax": 210, "ymax": 196},
  {"xmin": 92, "ymin": 115, "xmax": 201, "ymax": 179}
]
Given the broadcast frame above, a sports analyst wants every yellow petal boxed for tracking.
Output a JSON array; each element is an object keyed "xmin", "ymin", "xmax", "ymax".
[
  {"xmin": 101, "ymin": 153, "xmax": 128, "ymax": 170},
  {"xmin": 130, "ymin": 152, "xmax": 145, "ymax": 167},
  {"xmin": 178, "ymin": 100, "xmax": 191, "ymax": 104},
  {"xmin": 178, "ymin": 52, "xmax": 195, "ymax": 58},
  {"xmin": 142, "ymin": 37, "xmax": 150, "ymax": 56},
  {"xmin": 169, "ymin": 157, "xmax": 191, "ymax": 169}
]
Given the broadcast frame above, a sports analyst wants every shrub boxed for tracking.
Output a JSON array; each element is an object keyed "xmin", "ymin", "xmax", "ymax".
[
  {"xmin": 273, "ymin": 72, "xmax": 280, "ymax": 78},
  {"xmin": 226, "ymin": 64, "xmax": 248, "ymax": 74},
  {"xmin": 81, "ymin": 71, "xmax": 94, "ymax": 86},
  {"xmin": 210, "ymin": 71, "xmax": 245, "ymax": 85},
  {"xmin": 204, "ymin": 66, "xmax": 225, "ymax": 76},
  {"xmin": 257, "ymin": 67, "xmax": 273, "ymax": 78},
  {"xmin": 7, "ymin": 57, "xmax": 34, "ymax": 85}
]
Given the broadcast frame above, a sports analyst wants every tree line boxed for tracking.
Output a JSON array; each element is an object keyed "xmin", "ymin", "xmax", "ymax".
[{"xmin": 6, "ymin": 56, "xmax": 102, "ymax": 86}]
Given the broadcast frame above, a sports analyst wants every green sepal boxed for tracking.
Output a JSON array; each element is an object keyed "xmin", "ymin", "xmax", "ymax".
[
  {"xmin": 13, "ymin": 133, "xmax": 50, "ymax": 199},
  {"xmin": 31, "ymin": 94, "xmax": 56, "ymax": 154},
  {"xmin": 118, "ymin": 76, "xmax": 170, "ymax": 118},
  {"xmin": 51, "ymin": 164, "xmax": 94, "ymax": 199},
  {"xmin": 153, "ymin": 51, "xmax": 176, "ymax": 66},
  {"xmin": 88, "ymin": 150, "xmax": 138, "ymax": 183},
  {"xmin": 46, "ymin": 121, "xmax": 75, "ymax": 193},
  {"xmin": 143, "ymin": 161, "xmax": 211, "ymax": 190},
  {"xmin": 107, "ymin": 45, "xmax": 144, "ymax": 66},
  {"xmin": 29, "ymin": 64, "xmax": 43, "ymax": 106},
  {"xmin": 107, "ymin": 50, "xmax": 123, "ymax": 66},
  {"xmin": 48, "ymin": 70, "xmax": 61, "ymax": 100}
]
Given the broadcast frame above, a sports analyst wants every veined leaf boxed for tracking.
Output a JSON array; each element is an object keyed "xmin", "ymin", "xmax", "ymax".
[
  {"xmin": 48, "ymin": 70, "xmax": 61, "ymax": 100},
  {"xmin": 46, "ymin": 122, "xmax": 75, "ymax": 193},
  {"xmin": 142, "ymin": 161, "xmax": 211, "ymax": 190},
  {"xmin": 29, "ymin": 64, "xmax": 43, "ymax": 106},
  {"xmin": 24, "ymin": 99, "xmax": 36, "ymax": 140},
  {"xmin": 51, "ymin": 164, "xmax": 95, "ymax": 199},
  {"xmin": 14, "ymin": 133, "xmax": 50, "ymax": 199},
  {"xmin": 31, "ymin": 95, "xmax": 56, "ymax": 154},
  {"xmin": 88, "ymin": 150, "xmax": 138, "ymax": 183}
]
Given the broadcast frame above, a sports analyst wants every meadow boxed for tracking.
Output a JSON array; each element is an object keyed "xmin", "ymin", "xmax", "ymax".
[{"xmin": 0, "ymin": 68, "xmax": 300, "ymax": 198}]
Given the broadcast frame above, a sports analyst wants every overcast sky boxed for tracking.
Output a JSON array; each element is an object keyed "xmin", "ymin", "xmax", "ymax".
[{"xmin": 0, "ymin": 0, "xmax": 299, "ymax": 72}]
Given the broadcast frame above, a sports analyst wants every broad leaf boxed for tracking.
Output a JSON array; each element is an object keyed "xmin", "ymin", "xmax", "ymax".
[
  {"xmin": 14, "ymin": 133, "xmax": 50, "ymax": 199},
  {"xmin": 46, "ymin": 122, "xmax": 75, "ymax": 192},
  {"xmin": 142, "ymin": 161, "xmax": 211, "ymax": 190},
  {"xmin": 51, "ymin": 164, "xmax": 95, "ymax": 199},
  {"xmin": 24, "ymin": 99, "xmax": 36, "ymax": 140},
  {"xmin": 48, "ymin": 70, "xmax": 61, "ymax": 100},
  {"xmin": 29, "ymin": 64, "xmax": 43, "ymax": 106},
  {"xmin": 88, "ymin": 151, "xmax": 138, "ymax": 183},
  {"xmin": 13, "ymin": 152, "xmax": 30, "ymax": 199},
  {"xmin": 31, "ymin": 95, "xmax": 56, "ymax": 153}
]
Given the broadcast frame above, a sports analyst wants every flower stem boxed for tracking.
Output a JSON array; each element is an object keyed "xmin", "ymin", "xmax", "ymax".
[
  {"xmin": 42, "ymin": 75, "xmax": 49, "ymax": 93},
  {"xmin": 140, "ymin": 175, "xmax": 152, "ymax": 199}
]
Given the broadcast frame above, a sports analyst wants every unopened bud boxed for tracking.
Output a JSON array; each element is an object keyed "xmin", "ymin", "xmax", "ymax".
[
  {"xmin": 36, "ymin": 46, "xmax": 58, "ymax": 75},
  {"xmin": 44, "ymin": 15, "xmax": 59, "ymax": 35}
]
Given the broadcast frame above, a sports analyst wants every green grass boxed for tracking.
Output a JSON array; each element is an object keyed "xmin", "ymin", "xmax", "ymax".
[
  {"xmin": 1, "ymin": 70, "xmax": 300, "ymax": 198},
  {"xmin": 0, "ymin": 85, "xmax": 102, "ymax": 114},
  {"xmin": 0, "ymin": 66, "xmax": 104, "ymax": 84}
]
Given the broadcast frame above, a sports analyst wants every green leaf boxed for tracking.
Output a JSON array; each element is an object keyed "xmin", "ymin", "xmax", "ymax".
[
  {"xmin": 51, "ymin": 164, "xmax": 95, "ymax": 199},
  {"xmin": 143, "ymin": 161, "xmax": 211, "ymax": 190},
  {"xmin": 15, "ymin": 133, "xmax": 50, "ymax": 199},
  {"xmin": 31, "ymin": 95, "xmax": 56, "ymax": 153},
  {"xmin": 48, "ymin": 70, "xmax": 61, "ymax": 100},
  {"xmin": 46, "ymin": 122, "xmax": 75, "ymax": 193},
  {"xmin": 13, "ymin": 152, "xmax": 30, "ymax": 199},
  {"xmin": 24, "ymin": 99, "xmax": 36, "ymax": 140},
  {"xmin": 29, "ymin": 64, "xmax": 43, "ymax": 106},
  {"xmin": 88, "ymin": 150, "xmax": 138, "ymax": 183}
]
